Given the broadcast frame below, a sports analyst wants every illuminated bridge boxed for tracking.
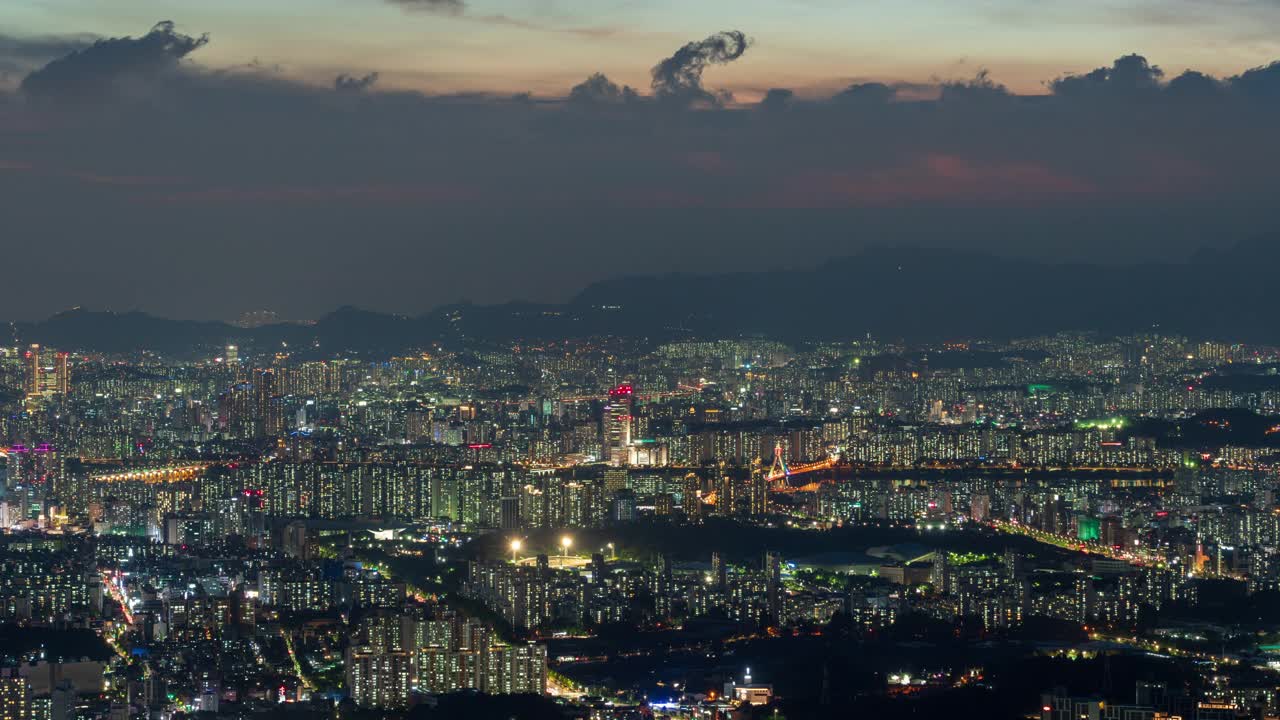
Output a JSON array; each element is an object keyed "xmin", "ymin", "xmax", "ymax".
[
  {"xmin": 767, "ymin": 443, "xmax": 840, "ymax": 493},
  {"xmin": 503, "ymin": 384, "xmax": 703, "ymax": 406},
  {"xmin": 92, "ymin": 464, "xmax": 211, "ymax": 484}
]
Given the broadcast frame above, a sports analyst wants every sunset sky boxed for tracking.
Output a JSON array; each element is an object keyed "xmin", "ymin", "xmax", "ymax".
[
  {"xmin": 2, "ymin": 1, "xmax": 1279, "ymax": 321},
  {"xmin": 7, "ymin": 0, "xmax": 1280, "ymax": 96}
]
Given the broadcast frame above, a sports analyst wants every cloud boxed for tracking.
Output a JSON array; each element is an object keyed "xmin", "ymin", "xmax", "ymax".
[
  {"xmin": 832, "ymin": 82, "xmax": 896, "ymax": 105},
  {"xmin": 759, "ymin": 88, "xmax": 794, "ymax": 112},
  {"xmin": 1165, "ymin": 70, "xmax": 1222, "ymax": 98},
  {"xmin": 2, "ymin": 23, "xmax": 1280, "ymax": 320},
  {"xmin": 939, "ymin": 69, "xmax": 1010, "ymax": 102},
  {"xmin": 650, "ymin": 30, "xmax": 751, "ymax": 106},
  {"xmin": 1231, "ymin": 61, "xmax": 1280, "ymax": 101},
  {"xmin": 1051, "ymin": 53, "xmax": 1163, "ymax": 96},
  {"xmin": 0, "ymin": 32, "xmax": 97, "ymax": 82},
  {"xmin": 335, "ymin": 72, "xmax": 379, "ymax": 92},
  {"xmin": 386, "ymin": 0, "xmax": 465, "ymax": 14},
  {"xmin": 568, "ymin": 73, "xmax": 638, "ymax": 105},
  {"xmin": 19, "ymin": 21, "xmax": 207, "ymax": 101}
]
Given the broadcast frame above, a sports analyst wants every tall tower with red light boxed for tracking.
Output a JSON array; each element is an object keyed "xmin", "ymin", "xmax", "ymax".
[{"xmin": 605, "ymin": 383, "xmax": 634, "ymax": 466}]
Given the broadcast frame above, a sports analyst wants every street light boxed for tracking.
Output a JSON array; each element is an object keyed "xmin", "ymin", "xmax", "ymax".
[
  {"xmin": 510, "ymin": 538, "xmax": 522, "ymax": 564},
  {"xmin": 607, "ymin": 542, "xmax": 616, "ymax": 560},
  {"xmin": 560, "ymin": 535, "xmax": 572, "ymax": 560}
]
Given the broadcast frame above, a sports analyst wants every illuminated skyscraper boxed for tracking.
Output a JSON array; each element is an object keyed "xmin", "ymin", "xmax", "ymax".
[
  {"xmin": 24, "ymin": 345, "xmax": 40, "ymax": 395},
  {"xmin": 605, "ymin": 383, "xmax": 634, "ymax": 466},
  {"xmin": 23, "ymin": 345, "xmax": 70, "ymax": 404},
  {"xmin": 53, "ymin": 352, "xmax": 69, "ymax": 396}
]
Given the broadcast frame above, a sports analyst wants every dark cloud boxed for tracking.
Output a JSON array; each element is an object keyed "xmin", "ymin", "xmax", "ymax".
[
  {"xmin": 1051, "ymin": 53, "xmax": 1163, "ymax": 96},
  {"xmin": 386, "ymin": 0, "xmax": 465, "ymax": 14},
  {"xmin": 19, "ymin": 21, "xmax": 207, "ymax": 101},
  {"xmin": 650, "ymin": 30, "xmax": 750, "ymax": 106},
  {"xmin": 759, "ymin": 88, "xmax": 794, "ymax": 112},
  {"xmin": 0, "ymin": 32, "xmax": 96, "ymax": 81},
  {"xmin": 1231, "ymin": 61, "xmax": 1280, "ymax": 101},
  {"xmin": 568, "ymin": 73, "xmax": 637, "ymax": 105},
  {"xmin": 832, "ymin": 82, "xmax": 895, "ymax": 105},
  {"xmin": 1165, "ymin": 70, "xmax": 1223, "ymax": 98},
  {"xmin": 939, "ymin": 69, "xmax": 1010, "ymax": 102},
  {"xmin": 335, "ymin": 72, "xmax": 379, "ymax": 92},
  {"xmin": 1, "ymin": 23, "xmax": 1279, "ymax": 321}
]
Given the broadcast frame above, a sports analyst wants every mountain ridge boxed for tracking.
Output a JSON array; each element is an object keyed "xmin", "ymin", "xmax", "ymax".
[{"xmin": 10, "ymin": 238, "xmax": 1279, "ymax": 354}]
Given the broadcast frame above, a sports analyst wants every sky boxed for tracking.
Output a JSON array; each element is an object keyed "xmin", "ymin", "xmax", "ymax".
[
  {"xmin": 1, "ymin": 1, "xmax": 1279, "ymax": 321},
  {"xmin": 7, "ymin": 0, "xmax": 1280, "ymax": 96}
]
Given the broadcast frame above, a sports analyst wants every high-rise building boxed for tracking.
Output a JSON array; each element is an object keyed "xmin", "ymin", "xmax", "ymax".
[
  {"xmin": 748, "ymin": 462, "xmax": 768, "ymax": 517},
  {"xmin": 765, "ymin": 551, "xmax": 783, "ymax": 623},
  {"xmin": 605, "ymin": 384, "xmax": 634, "ymax": 466},
  {"xmin": 0, "ymin": 670, "xmax": 32, "ymax": 720},
  {"xmin": 23, "ymin": 345, "xmax": 70, "ymax": 403},
  {"xmin": 683, "ymin": 473, "xmax": 703, "ymax": 522},
  {"xmin": 499, "ymin": 496, "xmax": 521, "ymax": 530},
  {"xmin": 603, "ymin": 468, "xmax": 628, "ymax": 494},
  {"xmin": 24, "ymin": 345, "xmax": 40, "ymax": 395},
  {"xmin": 717, "ymin": 473, "xmax": 737, "ymax": 517},
  {"xmin": 251, "ymin": 369, "xmax": 284, "ymax": 437},
  {"xmin": 53, "ymin": 352, "xmax": 69, "ymax": 396},
  {"xmin": 346, "ymin": 648, "xmax": 412, "ymax": 709}
]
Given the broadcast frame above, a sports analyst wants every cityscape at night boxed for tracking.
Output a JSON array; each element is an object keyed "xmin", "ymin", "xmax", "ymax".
[
  {"xmin": 5, "ymin": 329, "xmax": 1280, "ymax": 719},
  {"xmin": 4, "ymin": 1, "xmax": 1280, "ymax": 719}
]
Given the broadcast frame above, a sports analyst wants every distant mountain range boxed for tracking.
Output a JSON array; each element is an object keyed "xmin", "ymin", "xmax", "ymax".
[{"xmin": 9, "ymin": 238, "xmax": 1280, "ymax": 355}]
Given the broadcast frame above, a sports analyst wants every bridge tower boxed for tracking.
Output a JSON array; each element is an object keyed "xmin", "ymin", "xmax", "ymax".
[{"xmin": 768, "ymin": 442, "xmax": 790, "ymax": 491}]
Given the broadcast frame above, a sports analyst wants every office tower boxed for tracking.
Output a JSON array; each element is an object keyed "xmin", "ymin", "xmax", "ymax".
[
  {"xmin": 605, "ymin": 384, "xmax": 634, "ymax": 466},
  {"xmin": 225, "ymin": 344, "xmax": 239, "ymax": 364},
  {"xmin": 603, "ymin": 468, "xmax": 628, "ymax": 494},
  {"xmin": 22, "ymin": 346, "xmax": 69, "ymax": 401},
  {"xmin": 24, "ymin": 345, "xmax": 40, "ymax": 395},
  {"xmin": 610, "ymin": 489, "xmax": 637, "ymax": 522},
  {"xmin": 54, "ymin": 352, "xmax": 69, "ymax": 396},
  {"xmin": 711, "ymin": 551, "xmax": 726, "ymax": 590}
]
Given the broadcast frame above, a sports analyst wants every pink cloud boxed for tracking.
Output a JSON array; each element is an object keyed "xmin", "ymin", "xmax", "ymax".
[{"xmin": 767, "ymin": 153, "xmax": 1097, "ymax": 207}]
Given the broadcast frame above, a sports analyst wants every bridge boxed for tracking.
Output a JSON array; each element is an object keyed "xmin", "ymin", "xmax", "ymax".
[
  {"xmin": 92, "ymin": 464, "xmax": 211, "ymax": 484},
  {"xmin": 502, "ymin": 383, "xmax": 703, "ymax": 406},
  {"xmin": 767, "ymin": 443, "xmax": 839, "ymax": 493}
]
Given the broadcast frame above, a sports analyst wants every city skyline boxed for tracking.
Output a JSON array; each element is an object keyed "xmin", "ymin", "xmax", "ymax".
[
  {"xmin": 4, "ymin": 328, "xmax": 1280, "ymax": 719},
  {"xmin": 7, "ymin": 3, "xmax": 1280, "ymax": 719}
]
